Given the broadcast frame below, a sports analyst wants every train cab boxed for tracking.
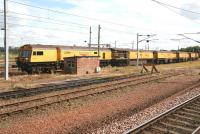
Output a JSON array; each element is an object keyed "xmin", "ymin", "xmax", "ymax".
[
  {"xmin": 16, "ymin": 44, "xmax": 58, "ymax": 73},
  {"xmin": 16, "ymin": 45, "xmax": 32, "ymax": 71}
]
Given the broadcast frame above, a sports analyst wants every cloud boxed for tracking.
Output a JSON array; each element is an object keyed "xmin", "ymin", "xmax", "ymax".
[
  {"xmin": 0, "ymin": 0, "xmax": 200, "ymax": 50},
  {"xmin": 180, "ymin": 3, "xmax": 200, "ymax": 20}
]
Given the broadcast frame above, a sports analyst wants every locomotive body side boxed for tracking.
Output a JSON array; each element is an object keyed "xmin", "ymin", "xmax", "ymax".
[
  {"xmin": 189, "ymin": 52, "xmax": 196, "ymax": 61},
  {"xmin": 16, "ymin": 44, "xmax": 112, "ymax": 73},
  {"xmin": 111, "ymin": 48, "xmax": 154, "ymax": 66},
  {"xmin": 58, "ymin": 46, "xmax": 111, "ymax": 67},
  {"xmin": 177, "ymin": 52, "xmax": 190, "ymax": 62},
  {"xmin": 153, "ymin": 51, "xmax": 177, "ymax": 64},
  {"xmin": 16, "ymin": 44, "xmax": 199, "ymax": 74}
]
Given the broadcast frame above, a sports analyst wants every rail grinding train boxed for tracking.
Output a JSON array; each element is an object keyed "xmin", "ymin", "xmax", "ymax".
[{"xmin": 16, "ymin": 44, "xmax": 199, "ymax": 74}]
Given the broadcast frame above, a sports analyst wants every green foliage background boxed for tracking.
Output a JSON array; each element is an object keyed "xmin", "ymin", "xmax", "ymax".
[
  {"xmin": 180, "ymin": 46, "xmax": 200, "ymax": 52},
  {"xmin": 0, "ymin": 47, "xmax": 19, "ymax": 60}
]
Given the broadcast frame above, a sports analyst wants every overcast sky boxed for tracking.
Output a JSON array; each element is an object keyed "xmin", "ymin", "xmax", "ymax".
[{"xmin": 0, "ymin": 0, "xmax": 200, "ymax": 50}]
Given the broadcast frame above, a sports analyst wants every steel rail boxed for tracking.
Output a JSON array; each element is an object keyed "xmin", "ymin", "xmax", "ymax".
[
  {"xmin": 123, "ymin": 83, "xmax": 200, "ymax": 134},
  {"xmin": 0, "ymin": 73, "xmax": 182, "ymax": 118},
  {"xmin": 192, "ymin": 126, "xmax": 200, "ymax": 134},
  {"xmin": 0, "ymin": 73, "xmax": 152, "ymax": 99},
  {"xmin": 0, "ymin": 74, "xmax": 159, "ymax": 109}
]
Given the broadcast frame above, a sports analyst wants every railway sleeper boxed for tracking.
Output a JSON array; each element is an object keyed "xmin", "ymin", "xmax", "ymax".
[
  {"xmin": 166, "ymin": 117, "xmax": 199, "ymax": 128},
  {"xmin": 162, "ymin": 118, "xmax": 197, "ymax": 129},
  {"xmin": 187, "ymin": 105, "xmax": 200, "ymax": 111},
  {"xmin": 194, "ymin": 101, "xmax": 200, "ymax": 105},
  {"xmin": 182, "ymin": 107, "xmax": 200, "ymax": 115},
  {"xmin": 162, "ymin": 122, "xmax": 194, "ymax": 133},
  {"xmin": 154, "ymin": 122, "xmax": 193, "ymax": 133},
  {"xmin": 170, "ymin": 114, "xmax": 200, "ymax": 126},
  {"xmin": 173, "ymin": 113, "xmax": 200, "ymax": 123},
  {"xmin": 190, "ymin": 103, "xmax": 200, "ymax": 108},
  {"xmin": 177, "ymin": 111, "xmax": 200, "ymax": 119},
  {"xmin": 150, "ymin": 125, "xmax": 180, "ymax": 134}
]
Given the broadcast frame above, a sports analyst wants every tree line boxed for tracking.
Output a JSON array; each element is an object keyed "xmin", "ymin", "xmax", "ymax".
[
  {"xmin": 0, "ymin": 47, "xmax": 19, "ymax": 56},
  {"xmin": 180, "ymin": 46, "xmax": 200, "ymax": 52}
]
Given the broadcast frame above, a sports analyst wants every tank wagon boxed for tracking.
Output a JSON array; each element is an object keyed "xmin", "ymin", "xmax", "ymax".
[{"xmin": 16, "ymin": 44, "xmax": 111, "ymax": 73}]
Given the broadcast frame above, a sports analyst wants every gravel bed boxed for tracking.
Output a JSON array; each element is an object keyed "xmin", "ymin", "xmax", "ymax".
[{"xmin": 93, "ymin": 87, "xmax": 200, "ymax": 134}]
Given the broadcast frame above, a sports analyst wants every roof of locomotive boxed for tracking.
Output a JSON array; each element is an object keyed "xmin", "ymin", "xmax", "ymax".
[
  {"xmin": 154, "ymin": 50, "xmax": 195, "ymax": 53},
  {"xmin": 22, "ymin": 44, "xmax": 111, "ymax": 51},
  {"xmin": 20, "ymin": 44, "xmax": 195, "ymax": 53},
  {"xmin": 111, "ymin": 48, "xmax": 154, "ymax": 52},
  {"xmin": 153, "ymin": 50, "xmax": 177, "ymax": 53}
]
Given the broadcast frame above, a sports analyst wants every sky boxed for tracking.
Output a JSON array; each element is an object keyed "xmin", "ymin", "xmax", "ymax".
[{"xmin": 0, "ymin": 0, "xmax": 200, "ymax": 50}]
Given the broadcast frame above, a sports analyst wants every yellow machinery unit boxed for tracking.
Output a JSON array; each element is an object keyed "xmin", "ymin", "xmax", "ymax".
[
  {"xmin": 195, "ymin": 53, "xmax": 199, "ymax": 59},
  {"xmin": 17, "ymin": 45, "xmax": 59, "ymax": 73},
  {"xmin": 153, "ymin": 51, "xmax": 177, "ymax": 64},
  {"xmin": 16, "ymin": 44, "xmax": 112, "ymax": 73},
  {"xmin": 31, "ymin": 48, "xmax": 58, "ymax": 63},
  {"xmin": 16, "ymin": 44, "xmax": 199, "ymax": 73},
  {"xmin": 111, "ymin": 48, "xmax": 154, "ymax": 66},
  {"xmin": 177, "ymin": 52, "xmax": 190, "ymax": 62},
  {"xmin": 58, "ymin": 46, "xmax": 111, "ymax": 61},
  {"xmin": 129, "ymin": 51, "xmax": 153, "ymax": 60},
  {"xmin": 139, "ymin": 51, "xmax": 154, "ymax": 60},
  {"xmin": 189, "ymin": 52, "xmax": 196, "ymax": 60}
]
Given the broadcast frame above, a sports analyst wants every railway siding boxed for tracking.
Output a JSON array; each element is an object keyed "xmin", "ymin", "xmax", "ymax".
[
  {"xmin": 0, "ymin": 73, "xmax": 151, "ymax": 99},
  {"xmin": 0, "ymin": 72, "xmax": 182, "ymax": 118}
]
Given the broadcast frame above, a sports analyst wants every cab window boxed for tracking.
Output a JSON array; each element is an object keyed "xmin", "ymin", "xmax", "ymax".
[
  {"xmin": 103, "ymin": 52, "xmax": 106, "ymax": 59},
  {"xmin": 37, "ymin": 51, "xmax": 43, "ymax": 56},
  {"xmin": 32, "ymin": 51, "xmax": 44, "ymax": 56},
  {"xmin": 20, "ymin": 50, "xmax": 31, "ymax": 58},
  {"xmin": 33, "ymin": 51, "xmax": 36, "ymax": 55}
]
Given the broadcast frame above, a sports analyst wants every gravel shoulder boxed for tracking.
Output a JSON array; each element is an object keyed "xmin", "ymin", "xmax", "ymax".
[
  {"xmin": 94, "ymin": 83, "xmax": 200, "ymax": 134},
  {"xmin": 0, "ymin": 70, "xmax": 199, "ymax": 134}
]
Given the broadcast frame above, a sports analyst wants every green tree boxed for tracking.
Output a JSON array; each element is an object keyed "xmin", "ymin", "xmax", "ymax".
[{"xmin": 180, "ymin": 46, "xmax": 200, "ymax": 52}]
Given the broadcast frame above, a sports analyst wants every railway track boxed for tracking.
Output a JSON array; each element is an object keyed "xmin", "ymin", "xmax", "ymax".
[
  {"xmin": 0, "ymin": 68, "xmax": 25, "ymax": 77},
  {"xmin": 0, "ymin": 60, "xmax": 17, "ymax": 69},
  {"xmin": 0, "ymin": 72, "xmax": 183, "ymax": 118},
  {"xmin": 124, "ymin": 85, "xmax": 200, "ymax": 134},
  {"xmin": 0, "ymin": 73, "xmax": 154, "ymax": 99}
]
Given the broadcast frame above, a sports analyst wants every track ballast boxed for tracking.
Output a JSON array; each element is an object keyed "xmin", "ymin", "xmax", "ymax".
[{"xmin": 124, "ymin": 85, "xmax": 200, "ymax": 134}]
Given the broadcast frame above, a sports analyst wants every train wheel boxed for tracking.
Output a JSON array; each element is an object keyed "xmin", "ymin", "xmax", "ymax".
[
  {"xmin": 35, "ymin": 67, "xmax": 42, "ymax": 74},
  {"xmin": 27, "ymin": 68, "xmax": 33, "ymax": 74}
]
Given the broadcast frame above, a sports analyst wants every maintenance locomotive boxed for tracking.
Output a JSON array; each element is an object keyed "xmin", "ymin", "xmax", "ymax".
[{"xmin": 16, "ymin": 44, "xmax": 199, "ymax": 73}]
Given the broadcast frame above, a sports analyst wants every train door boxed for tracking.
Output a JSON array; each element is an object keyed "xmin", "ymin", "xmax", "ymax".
[{"xmin": 103, "ymin": 52, "xmax": 106, "ymax": 59}]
